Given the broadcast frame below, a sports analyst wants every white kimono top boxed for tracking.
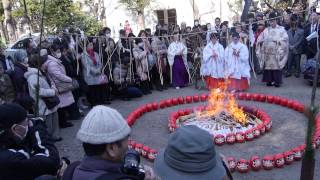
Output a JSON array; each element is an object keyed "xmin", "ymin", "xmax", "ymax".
[
  {"xmin": 167, "ymin": 41, "xmax": 188, "ymax": 67},
  {"xmin": 201, "ymin": 41, "xmax": 225, "ymax": 78},
  {"xmin": 225, "ymin": 42, "xmax": 250, "ymax": 80}
]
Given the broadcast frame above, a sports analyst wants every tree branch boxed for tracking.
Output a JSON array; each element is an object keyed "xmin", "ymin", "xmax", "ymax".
[{"xmin": 263, "ymin": 0, "xmax": 276, "ymax": 11}]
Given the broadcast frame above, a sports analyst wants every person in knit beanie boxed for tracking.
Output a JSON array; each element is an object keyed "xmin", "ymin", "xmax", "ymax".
[{"xmin": 70, "ymin": 105, "xmax": 156, "ymax": 180}]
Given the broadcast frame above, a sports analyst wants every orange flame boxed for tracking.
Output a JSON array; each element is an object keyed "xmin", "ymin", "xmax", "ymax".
[{"xmin": 198, "ymin": 80, "xmax": 247, "ymax": 125}]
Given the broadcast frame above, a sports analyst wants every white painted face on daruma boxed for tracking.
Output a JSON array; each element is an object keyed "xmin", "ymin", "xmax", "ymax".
[
  {"xmin": 236, "ymin": 133, "xmax": 245, "ymax": 141},
  {"xmin": 237, "ymin": 161, "xmax": 249, "ymax": 171},
  {"xmin": 275, "ymin": 158, "xmax": 285, "ymax": 167},
  {"xmin": 285, "ymin": 154, "xmax": 294, "ymax": 163},
  {"xmin": 226, "ymin": 134, "xmax": 236, "ymax": 143},
  {"xmin": 262, "ymin": 159, "xmax": 274, "ymax": 168},
  {"xmin": 246, "ymin": 131, "xmax": 254, "ymax": 140},
  {"xmin": 228, "ymin": 159, "xmax": 236, "ymax": 169},
  {"xmin": 252, "ymin": 159, "xmax": 261, "ymax": 168},
  {"xmin": 253, "ymin": 129, "xmax": 260, "ymax": 137},
  {"xmin": 214, "ymin": 135, "xmax": 225, "ymax": 144}
]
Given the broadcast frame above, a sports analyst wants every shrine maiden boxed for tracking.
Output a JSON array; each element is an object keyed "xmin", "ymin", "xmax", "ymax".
[
  {"xmin": 201, "ymin": 32, "xmax": 226, "ymax": 89},
  {"xmin": 225, "ymin": 32, "xmax": 250, "ymax": 91},
  {"xmin": 256, "ymin": 12, "xmax": 289, "ymax": 87},
  {"xmin": 167, "ymin": 32, "xmax": 190, "ymax": 89}
]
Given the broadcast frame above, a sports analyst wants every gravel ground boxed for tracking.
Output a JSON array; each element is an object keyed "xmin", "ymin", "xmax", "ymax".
[{"xmin": 56, "ymin": 75, "xmax": 320, "ymax": 180}]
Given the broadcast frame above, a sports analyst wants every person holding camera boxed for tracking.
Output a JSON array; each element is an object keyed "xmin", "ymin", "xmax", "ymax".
[
  {"xmin": 0, "ymin": 103, "xmax": 61, "ymax": 180},
  {"xmin": 69, "ymin": 105, "xmax": 156, "ymax": 180}
]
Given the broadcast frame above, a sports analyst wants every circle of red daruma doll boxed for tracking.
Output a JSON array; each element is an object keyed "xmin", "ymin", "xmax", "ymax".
[
  {"xmin": 250, "ymin": 156, "xmax": 262, "ymax": 171},
  {"xmin": 236, "ymin": 159, "xmax": 250, "ymax": 173},
  {"xmin": 262, "ymin": 155, "xmax": 274, "ymax": 170},
  {"xmin": 134, "ymin": 143, "xmax": 143, "ymax": 154},
  {"xmin": 273, "ymin": 154, "xmax": 285, "ymax": 168},
  {"xmin": 141, "ymin": 146, "xmax": 150, "ymax": 158},
  {"xmin": 283, "ymin": 151, "xmax": 294, "ymax": 165},
  {"xmin": 226, "ymin": 133, "xmax": 236, "ymax": 144},
  {"xmin": 148, "ymin": 149, "xmax": 157, "ymax": 161},
  {"xmin": 236, "ymin": 132, "xmax": 245, "ymax": 143},
  {"xmin": 253, "ymin": 127, "xmax": 261, "ymax": 137},
  {"xmin": 245, "ymin": 130, "xmax": 254, "ymax": 141},
  {"xmin": 292, "ymin": 147, "xmax": 303, "ymax": 161},
  {"xmin": 227, "ymin": 157, "xmax": 236, "ymax": 172},
  {"xmin": 214, "ymin": 134, "xmax": 225, "ymax": 145}
]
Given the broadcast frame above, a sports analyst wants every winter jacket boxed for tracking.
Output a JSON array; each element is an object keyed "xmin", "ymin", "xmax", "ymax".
[
  {"xmin": 133, "ymin": 44, "xmax": 149, "ymax": 81},
  {"xmin": 80, "ymin": 52, "xmax": 106, "ymax": 86},
  {"xmin": 61, "ymin": 53, "xmax": 79, "ymax": 79},
  {"xmin": 24, "ymin": 68, "xmax": 58, "ymax": 116},
  {"xmin": 72, "ymin": 156, "xmax": 129, "ymax": 180},
  {"xmin": 42, "ymin": 55, "xmax": 75, "ymax": 108},
  {"xmin": 113, "ymin": 62, "xmax": 128, "ymax": 85},
  {"xmin": 0, "ymin": 73, "xmax": 15, "ymax": 104},
  {"xmin": 11, "ymin": 63, "xmax": 34, "ymax": 109},
  {"xmin": 0, "ymin": 118, "xmax": 60, "ymax": 180}
]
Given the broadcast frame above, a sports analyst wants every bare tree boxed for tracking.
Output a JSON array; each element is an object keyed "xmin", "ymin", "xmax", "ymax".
[
  {"xmin": 118, "ymin": 0, "xmax": 153, "ymax": 30},
  {"xmin": 2, "ymin": 0, "xmax": 16, "ymax": 43},
  {"xmin": 241, "ymin": 0, "xmax": 253, "ymax": 22}
]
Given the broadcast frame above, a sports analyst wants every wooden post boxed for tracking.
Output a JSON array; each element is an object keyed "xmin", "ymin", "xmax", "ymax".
[
  {"xmin": 300, "ymin": 50, "xmax": 319, "ymax": 180},
  {"xmin": 35, "ymin": 0, "xmax": 46, "ymax": 117}
]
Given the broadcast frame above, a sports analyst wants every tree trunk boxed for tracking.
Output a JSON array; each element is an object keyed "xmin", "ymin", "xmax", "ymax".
[
  {"xmin": 0, "ymin": 21, "xmax": 8, "ymax": 43},
  {"xmin": 138, "ymin": 10, "xmax": 145, "ymax": 30},
  {"xmin": 241, "ymin": 0, "xmax": 252, "ymax": 22},
  {"xmin": 2, "ymin": 0, "xmax": 16, "ymax": 43}
]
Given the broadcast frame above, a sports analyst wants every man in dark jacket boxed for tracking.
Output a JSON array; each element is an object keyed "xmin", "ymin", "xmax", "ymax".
[
  {"xmin": 0, "ymin": 103, "xmax": 61, "ymax": 180},
  {"xmin": 286, "ymin": 15, "xmax": 304, "ymax": 78},
  {"xmin": 69, "ymin": 106, "xmax": 155, "ymax": 180}
]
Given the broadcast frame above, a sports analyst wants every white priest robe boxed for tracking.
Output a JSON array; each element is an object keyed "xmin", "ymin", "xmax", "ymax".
[
  {"xmin": 201, "ymin": 41, "xmax": 225, "ymax": 78},
  {"xmin": 225, "ymin": 41, "xmax": 250, "ymax": 91},
  {"xmin": 225, "ymin": 41, "xmax": 250, "ymax": 80}
]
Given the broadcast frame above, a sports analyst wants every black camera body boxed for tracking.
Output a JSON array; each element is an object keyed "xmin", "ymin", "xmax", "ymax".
[{"xmin": 122, "ymin": 149, "xmax": 145, "ymax": 180}]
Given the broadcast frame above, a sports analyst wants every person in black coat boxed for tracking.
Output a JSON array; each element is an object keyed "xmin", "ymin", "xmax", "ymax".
[
  {"xmin": 53, "ymin": 29, "xmax": 68, "ymax": 51},
  {"xmin": 0, "ymin": 103, "xmax": 60, "ymax": 180},
  {"xmin": 60, "ymin": 45, "xmax": 82, "ymax": 120},
  {"xmin": 11, "ymin": 50, "xmax": 34, "ymax": 111}
]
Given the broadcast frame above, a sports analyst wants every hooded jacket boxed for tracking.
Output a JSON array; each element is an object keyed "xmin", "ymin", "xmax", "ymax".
[
  {"xmin": 24, "ymin": 68, "xmax": 58, "ymax": 116},
  {"xmin": 42, "ymin": 55, "xmax": 75, "ymax": 108}
]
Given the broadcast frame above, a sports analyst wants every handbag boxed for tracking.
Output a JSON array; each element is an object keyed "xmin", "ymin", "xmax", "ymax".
[
  {"xmin": 99, "ymin": 74, "xmax": 108, "ymax": 84},
  {"xmin": 42, "ymin": 73, "xmax": 60, "ymax": 110},
  {"xmin": 42, "ymin": 96, "xmax": 60, "ymax": 110},
  {"xmin": 72, "ymin": 79, "xmax": 80, "ymax": 89}
]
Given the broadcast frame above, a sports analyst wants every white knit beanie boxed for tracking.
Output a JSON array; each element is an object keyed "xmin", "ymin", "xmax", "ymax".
[{"xmin": 77, "ymin": 105, "xmax": 131, "ymax": 144}]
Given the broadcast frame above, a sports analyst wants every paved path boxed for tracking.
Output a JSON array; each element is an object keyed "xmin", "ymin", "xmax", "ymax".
[{"xmin": 56, "ymin": 75, "xmax": 320, "ymax": 180}]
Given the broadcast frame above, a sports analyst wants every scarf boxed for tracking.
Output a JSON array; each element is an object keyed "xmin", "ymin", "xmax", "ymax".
[{"xmin": 87, "ymin": 49, "xmax": 97, "ymax": 65}]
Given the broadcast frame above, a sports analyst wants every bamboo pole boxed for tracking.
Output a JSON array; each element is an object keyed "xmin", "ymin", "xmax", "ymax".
[{"xmin": 35, "ymin": 0, "xmax": 46, "ymax": 117}]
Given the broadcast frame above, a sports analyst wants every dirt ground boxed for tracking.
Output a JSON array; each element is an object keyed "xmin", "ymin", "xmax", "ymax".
[{"xmin": 56, "ymin": 75, "xmax": 320, "ymax": 180}]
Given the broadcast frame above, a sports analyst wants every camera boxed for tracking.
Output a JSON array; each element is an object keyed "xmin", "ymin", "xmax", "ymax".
[{"xmin": 122, "ymin": 149, "xmax": 145, "ymax": 180}]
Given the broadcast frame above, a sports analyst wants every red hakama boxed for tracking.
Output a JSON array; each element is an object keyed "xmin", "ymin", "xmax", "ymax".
[
  {"xmin": 227, "ymin": 77, "xmax": 249, "ymax": 91},
  {"xmin": 204, "ymin": 76, "xmax": 225, "ymax": 89}
]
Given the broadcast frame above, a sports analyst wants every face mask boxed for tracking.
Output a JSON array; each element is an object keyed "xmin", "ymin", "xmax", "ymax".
[
  {"xmin": 195, "ymin": 22, "xmax": 199, "ymax": 26},
  {"xmin": 106, "ymin": 33, "xmax": 111, "ymax": 38},
  {"xmin": 12, "ymin": 124, "xmax": 28, "ymax": 141},
  {"xmin": 55, "ymin": 52, "xmax": 62, "ymax": 59}
]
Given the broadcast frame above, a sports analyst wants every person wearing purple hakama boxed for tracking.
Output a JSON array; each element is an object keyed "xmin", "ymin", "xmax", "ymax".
[{"xmin": 168, "ymin": 33, "xmax": 190, "ymax": 89}]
